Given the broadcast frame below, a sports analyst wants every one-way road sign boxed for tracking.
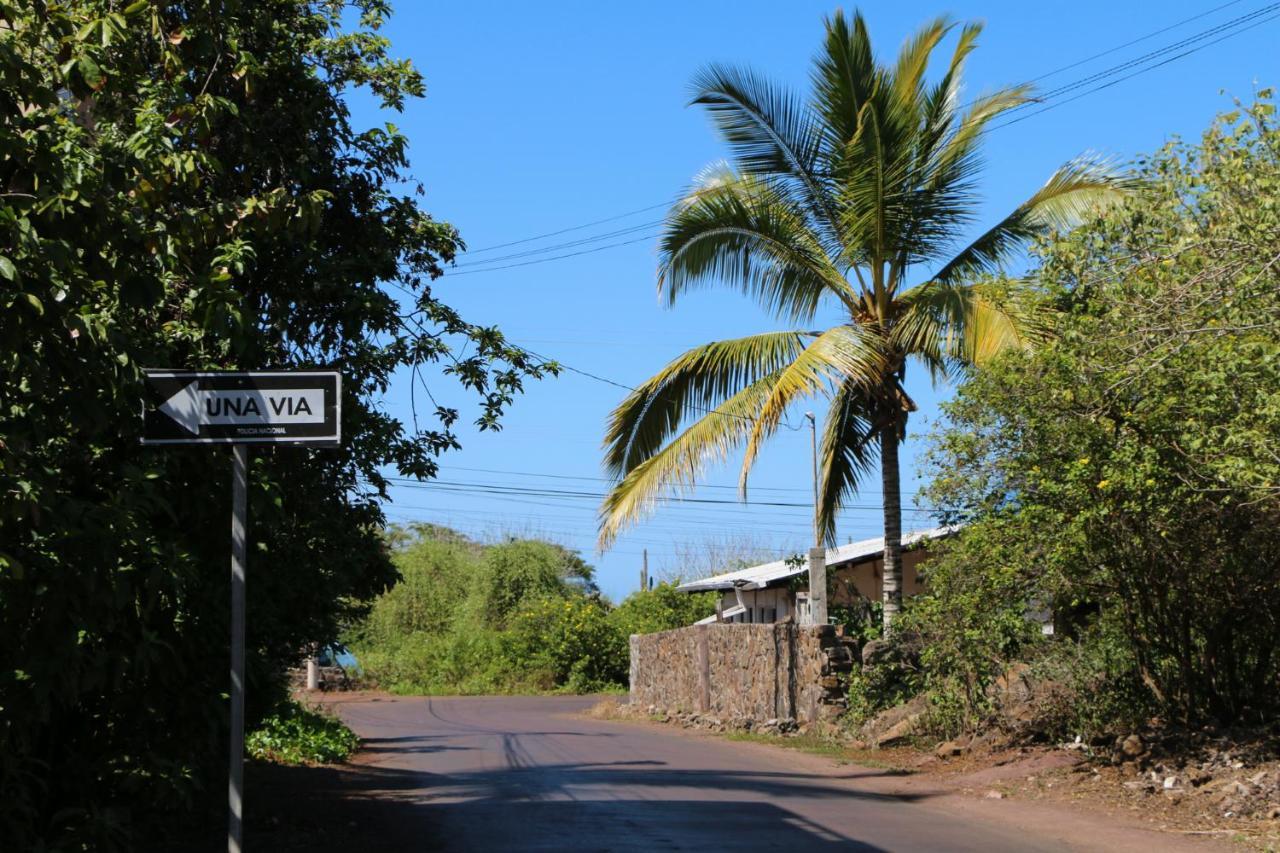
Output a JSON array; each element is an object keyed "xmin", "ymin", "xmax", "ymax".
[{"xmin": 141, "ymin": 370, "xmax": 341, "ymax": 445}]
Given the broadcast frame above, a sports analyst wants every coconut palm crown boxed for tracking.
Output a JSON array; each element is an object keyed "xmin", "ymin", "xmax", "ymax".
[{"xmin": 598, "ymin": 10, "xmax": 1129, "ymax": 631}]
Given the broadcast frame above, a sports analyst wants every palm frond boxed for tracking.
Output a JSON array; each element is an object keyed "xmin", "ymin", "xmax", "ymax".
[
  {"xmin": 893, "ymin": 278, "xmax": 1050, "ymax": 373},
  {"xmin": 602, "ymin": 331, "xmax": 812, "ymax": 480},
  {"xmin": 915, "ymin": 22, "xmax": 983, "ymax": 171},
  {"xmin": 689, "ymin": 63, "xmax": 841, "ymax": 243},
  {"xmin": 891, "ymin": 15, "xmax": 953, "ymax": 120},
  {"xmin": 811, "ymin": 10, "xmax": 877, "ymax": 166},
  {"xmin": 659, "ymin": 166, "xmax": 858, "ymax": 320},
  {"xmin": 739, "ymin": 324, "xmax": 888, "ymax": 494},
  {"xmin": 932, "ymin": 154, "xmax": 1132, "ymax": 286},
  {"xmin": 598, "ymin": 373, "xmax": 781, "ymax": 550},
  {"xmin": 816, "ymin": 381, "xmax": 880, "ymax": 546}
]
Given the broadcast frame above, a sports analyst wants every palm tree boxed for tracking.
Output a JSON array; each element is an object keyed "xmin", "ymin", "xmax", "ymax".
[{"xmin": 598, "ymin": 11, "xmax": 1128, "ymax": 633}]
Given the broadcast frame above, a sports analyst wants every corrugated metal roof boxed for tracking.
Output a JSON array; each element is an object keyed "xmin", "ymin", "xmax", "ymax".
[{"xmin": 675, "ymin": 526, "xmax": 959, "ymax": 593}]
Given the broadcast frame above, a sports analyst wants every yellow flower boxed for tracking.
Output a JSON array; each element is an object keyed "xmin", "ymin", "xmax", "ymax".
[
  {"xmin": 1078, "ymin": 457, "xmax": 1090, "ymax": 465},
  {"xmin": 1097, "ymin": 480, "xmax": 1110, "ymax": 489}
]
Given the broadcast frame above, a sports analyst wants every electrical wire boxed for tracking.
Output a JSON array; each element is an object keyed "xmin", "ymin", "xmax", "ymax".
[
  {"xmin": 445, "ymin": 2, "xmax": 1274, "ymax": 275},
  {"xmin": 443, "ymin": 2, "xmax": 1278, "ymax": 277},
  {"xmin": 988, "ymin": 7, "xmax": 1280, "ymax": 131}
]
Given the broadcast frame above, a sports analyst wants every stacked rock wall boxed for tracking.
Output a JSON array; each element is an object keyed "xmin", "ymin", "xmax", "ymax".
[{"xmin": 629, "ymin": 622, "xmax": 855, "ymax": 725}]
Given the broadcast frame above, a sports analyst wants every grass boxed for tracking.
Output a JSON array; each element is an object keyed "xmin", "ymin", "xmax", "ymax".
[
  {"xmin": 722, "ymin": 730, "xmax": 853, "ymax": 761},
  {"xmin": 718, "ymin": 729, "xmax": 918, "ymax": 774}
]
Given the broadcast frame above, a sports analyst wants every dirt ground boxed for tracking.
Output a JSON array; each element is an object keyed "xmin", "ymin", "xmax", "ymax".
[{"xmin": 598, "ymin": 693, "xmax": 1280, "ymax": 851}]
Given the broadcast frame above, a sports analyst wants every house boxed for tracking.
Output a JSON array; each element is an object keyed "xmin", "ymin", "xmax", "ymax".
[{"xmin": 676, "ymin": 526, "xmax": 958, "ymax": 625}]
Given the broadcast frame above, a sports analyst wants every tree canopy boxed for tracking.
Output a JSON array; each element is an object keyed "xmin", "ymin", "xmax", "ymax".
[
  {"xmin": 0, "ymin": 1, "xmax": 547, "ymax": 846},
  {"xmin": 917, "ymin": 93, "xmax": 1280, "ymax": 730}
]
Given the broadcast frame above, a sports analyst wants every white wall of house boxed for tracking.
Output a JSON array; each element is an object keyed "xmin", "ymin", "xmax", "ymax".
[{"xmin": 715, "ymin": 587, "xmax": 791, "ymax": 624}]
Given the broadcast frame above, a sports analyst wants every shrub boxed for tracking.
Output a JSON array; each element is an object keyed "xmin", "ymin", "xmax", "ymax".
[
  {"xmin": 608, "ymin": 583, "xmax": 716, "ymax": 637},
  {"xmin": 246, "ymin": 702, "xmax": 360, "ymax": 765},
  {"xmin": 893, "ymin": 520, "xmax": 1045, "ymax": 735},
  {"xmin": 507, "ymin": 596, "xmax": 628, "ymax": 692},
  {"xmin": 919, "ymin": 96, "xmax": 1280, "ymax": 731},
  {"xmin": 348, "ymin": 527, "xmax": 625, "ymax": 694},
  {"xmin": 356, "ymin": 538, "xmax": 478, "ymax": 644},
  {"xmin": 474, "ymin": 540, "xmax": 587, "ymax": 626},
  {"xmin": 844, "ymin": 631, "xmax": 924, "ymax": 729},
  {"xmin": 355, "ymin": 630, "xmax": 517, "ymax": 695}
]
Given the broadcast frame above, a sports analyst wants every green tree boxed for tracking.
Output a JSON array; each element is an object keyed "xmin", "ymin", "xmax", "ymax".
[
  {"xmin": 476, "ymin": 539, "xmax": 593, "ymax": 626},
  {"xmin": 922, "ymin": 94, "xmax": 1280, "ymax": 726},
  {"xmin": 0, "ymin": 1, "xmax": 547, "ymax": 846},
  {"xmin": 598, "ymin": 10, "xmax": 1127, "ymax": 632}
]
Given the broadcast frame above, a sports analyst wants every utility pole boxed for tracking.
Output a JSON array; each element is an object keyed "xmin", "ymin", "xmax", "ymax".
[
  {"xmin": 640, "ymin": 549, "xmax": 649, "ymax": 593},
  {"xmin": 805, "ymin": 413, "xmax": 827, "ymax": 626}
]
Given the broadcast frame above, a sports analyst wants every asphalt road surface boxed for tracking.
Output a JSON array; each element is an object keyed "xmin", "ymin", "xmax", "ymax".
[{"xmin": 290, "ymin": 694, "xmax": 1216, "ymax": 852}]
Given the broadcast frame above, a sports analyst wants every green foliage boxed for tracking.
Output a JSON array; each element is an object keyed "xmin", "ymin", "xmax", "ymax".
[
  {"xmin": 350, "ymin": 530, "xmax": 716, "ymax": 696},
  {"xmin": 245, "ymin": 701, "xmax": 359, "ymax": 766},
  {"xmin": 919, "ymin": 94, "xmax": 1280, "ymax": 732},
  {"xmin": 475, "ymin": 539, "xmax": 592, "ymax": 627},
  {"xmin": 845, "ymin": 651, "xmax": 921, "ymax": 730},
  {"xmin": 348, "ymin": 526, "xmax": 623, "ymax": 694},
  {"xmin": 508, "ymin": 596, "xmax": 628, "ymax": 693},
  {"xmin": 1021, "ymin": 619, "xmax": 1153, "ymax": 742},
  {"xmin": 890, "ymin": 521, "xmax": 1044, "ymax": 734},
  {"xmin": 359, "ymin": 537, "xmax": 479, "ymax": 641},
  {"xmin": 608, "ymin": 582, "xmax": 717, "ymax": 637},
  {"xmin": 352, "ymin": 630, "xmax": 513, "ymax": 696},
  {"xmin": 0, "ymin": 2, "xmax": 548, "ymax": 847}
]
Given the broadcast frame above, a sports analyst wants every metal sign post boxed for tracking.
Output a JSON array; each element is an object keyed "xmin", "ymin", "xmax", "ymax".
[
  {"xmin": 229, "ymin": 443, "xmax": 248, "ymax": 853},
  {"xmin": 141, "ymin": 370, "xmax": 342, "ymax": 852}
]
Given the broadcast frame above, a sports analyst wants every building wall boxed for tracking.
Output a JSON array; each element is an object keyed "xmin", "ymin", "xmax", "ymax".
[
  {"xmin": 830, "ymin": 547, "xmax": 929, "ymax": 604},
  {"xmin": 628, "ymin": 623, "xmax": 856, "ymax": 724},
  {"xmin": 709, "ymin": 549, "xmax": 932, "ymax": 623},
  {"xmin": 714, "ymin": 587, "xmax": 791, "ymax": 623}
]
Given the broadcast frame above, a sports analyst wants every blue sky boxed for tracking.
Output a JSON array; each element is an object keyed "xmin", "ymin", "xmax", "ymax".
[{"xmin": 348, "ymin": 1, "xmax": 1280, "ymax": 602}]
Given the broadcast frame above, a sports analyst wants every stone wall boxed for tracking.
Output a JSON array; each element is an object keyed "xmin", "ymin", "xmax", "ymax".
[{"xmin": 629, "ymin": 622, "xmax": 856, "ymax": 726}]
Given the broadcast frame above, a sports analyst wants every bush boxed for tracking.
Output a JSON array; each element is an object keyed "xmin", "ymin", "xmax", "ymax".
[
  {"xmin": 356, "ymin": 538, "xmax": 478, "ymax": 644},
  {"xmin": 348, "ymin": 527, "xmax": 626, "ymax": 694},
  {"xmin": 891, "ymin": 520, "xmax": 1045, "ymax": 735},
  {"xmin": 354, "ymin": 631, "xmax": 518, "ymax": 695},
  {"xmin": 1018, "ymin": 621, "xmax": 1153, "ymax": 743},
  {"xmin": 474, "ymin": 539, "xmax": 591, "ymax": 626},
  {"xmin": 608, "ymin": 582, "xmax": 716, "ymax": 637},
  {"xmin": 246, "ymin": 702, "xmax": 360, "ymax": 765},
  {"xmin": 508, "ymin": 596, "xmax": 628, "ymax": 692},
  {"xmin": 845, "ymin": 652, "xmax": 921, "ymax": 730},
  {"xmin": 917, "ymin": 95, "xmax": 1280, "ymax": 733}
]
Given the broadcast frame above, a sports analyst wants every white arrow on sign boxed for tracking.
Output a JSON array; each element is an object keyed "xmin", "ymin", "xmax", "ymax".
[{"xmin": 159, "ymin": 382, "xmax": 326, "ymax": 435}]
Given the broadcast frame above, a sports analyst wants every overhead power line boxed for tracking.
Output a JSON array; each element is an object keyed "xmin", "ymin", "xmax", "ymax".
[
  {"xmin": 1021, "ymin": 0, "xmax": 1249, "ymax": 84},
  {"xmin": 452, "ymin": 220, "xmax": 662, "ymax": 268},
  {"xmin": 432, "ymin": 463, "xmax": 867, "ymax": 495},
  {"xmin": 383, "ymin": 476, "xmax": 937, "ymax": 512},
  {"xmin": 444, "ymin": 2, "xmax": 1279, "ymax": 278},
  {"xmin": 446, "ymin": 233, "xmax": 660, "ymax": 277},
  {"xmin": 989, "ymin": 5, "xmax": 1280, "ymax": 131}
]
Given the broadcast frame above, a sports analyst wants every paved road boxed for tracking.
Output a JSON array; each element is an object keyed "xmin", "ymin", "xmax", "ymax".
[{"xmin": 317, "ymin": 694, "xmax": 1087, "ymax": 852}]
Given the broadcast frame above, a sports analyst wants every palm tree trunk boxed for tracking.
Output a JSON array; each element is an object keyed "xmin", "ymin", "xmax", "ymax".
[{"xmin": 880, "ymin": 423, "xmax": 903, "ymax": 636}]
